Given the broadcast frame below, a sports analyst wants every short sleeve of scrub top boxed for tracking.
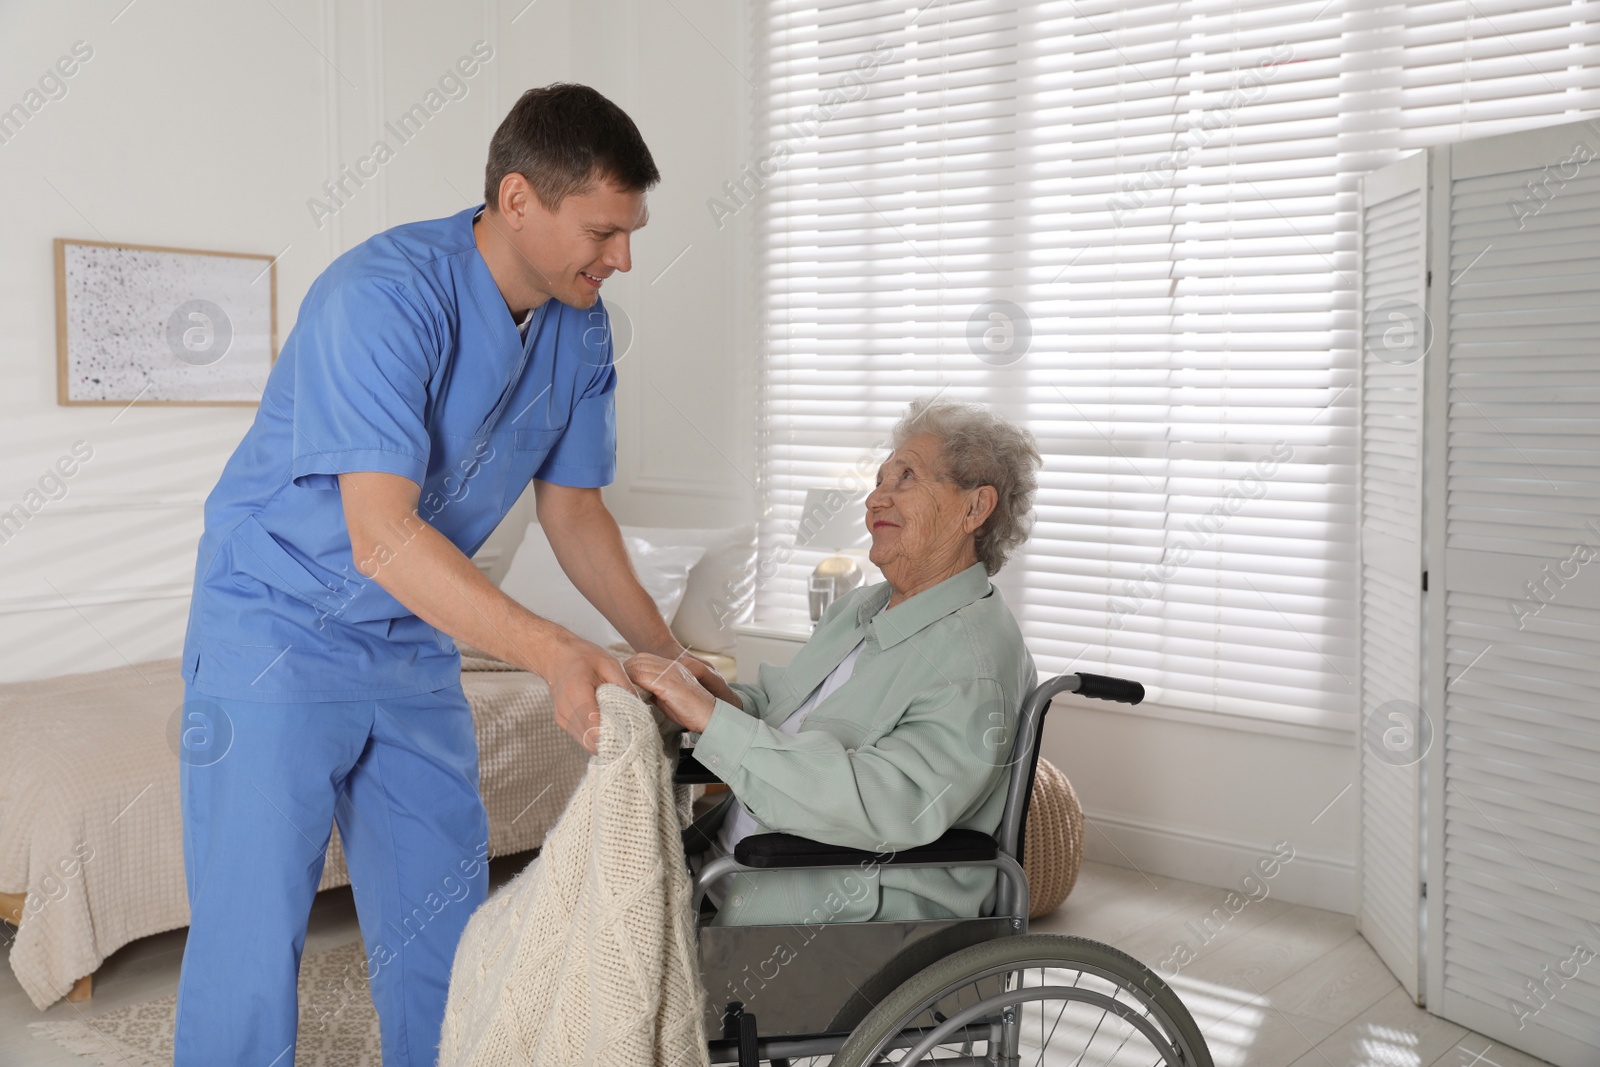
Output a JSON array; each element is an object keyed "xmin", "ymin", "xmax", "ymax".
[
  {"xmin": 531, "ymin": 312, "xmax": 618, "ymax": 489},
  {"xmin": 288, "ymin": 278, "xmax": 438, "ymax": 491}
]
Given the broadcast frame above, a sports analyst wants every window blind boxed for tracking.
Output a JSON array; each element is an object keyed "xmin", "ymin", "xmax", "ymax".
[{"xmin": 751, "ymin": 0, "xmax": 1600, "ymax": 737}]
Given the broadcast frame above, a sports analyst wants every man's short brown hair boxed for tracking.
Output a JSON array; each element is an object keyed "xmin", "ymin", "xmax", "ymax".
[{"xmin": 483, "ymin": 83, "xmax": 659, "ymax": 211}]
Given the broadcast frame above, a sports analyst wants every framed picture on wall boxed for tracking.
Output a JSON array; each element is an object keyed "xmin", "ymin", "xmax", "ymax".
[{"xmin": 54, "ymin": 238, "xmax": 278, "ymax": 406}]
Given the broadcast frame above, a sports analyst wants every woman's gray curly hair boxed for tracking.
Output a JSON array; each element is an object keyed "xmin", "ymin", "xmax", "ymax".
[{"xmin": 891, "ymin": 397, "xmax": 1042, "ymax": 576}]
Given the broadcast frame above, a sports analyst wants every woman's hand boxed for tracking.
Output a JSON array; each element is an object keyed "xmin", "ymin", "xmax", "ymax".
[
  {"xmin": 625, "ymin": 653, "xmax": 717, "ymax": 734},
  {"xmin": 679, "ymin": 653, "xmax": 741, "ymax": 707}
]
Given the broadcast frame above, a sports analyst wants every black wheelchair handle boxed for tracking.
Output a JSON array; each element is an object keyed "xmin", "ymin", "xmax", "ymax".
[{"xmin": 1072, "ymin": 672, "xmax": 1145, "ymax": 705}]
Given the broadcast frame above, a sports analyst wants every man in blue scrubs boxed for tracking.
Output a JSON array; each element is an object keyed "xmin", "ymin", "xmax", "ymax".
[{"xmin": 172, "ymin": 84, "xmax": 737, "ymax": 1066}]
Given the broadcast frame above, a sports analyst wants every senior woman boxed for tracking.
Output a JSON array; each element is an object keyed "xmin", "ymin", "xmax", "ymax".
[{"xmin": 626, "ymin": 397, "xmax": 1041, "ymax": 926}]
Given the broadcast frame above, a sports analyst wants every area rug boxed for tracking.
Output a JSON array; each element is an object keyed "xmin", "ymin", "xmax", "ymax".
[{"xmin": 28, "ymin": 939, "xmax": 380, "ymax": 1066}]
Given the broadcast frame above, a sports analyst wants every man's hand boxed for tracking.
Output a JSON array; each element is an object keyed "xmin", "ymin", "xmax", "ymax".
[
  {"xmin": 626, "ymin": 653, "xmax": 717, "ymax": 734},
  {"xmin": 539, "ymin": 633, "xmax": 632, "ymax": 754}
]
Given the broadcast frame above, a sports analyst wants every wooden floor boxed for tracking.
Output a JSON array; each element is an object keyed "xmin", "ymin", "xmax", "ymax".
[{"xmin": 1, "ymin": 856, "xmax": 1554, "ymax": 1067}]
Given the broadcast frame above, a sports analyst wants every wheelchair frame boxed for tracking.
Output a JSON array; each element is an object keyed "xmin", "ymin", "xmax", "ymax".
[{"xmin": 675, "ymin": 670, "xmax": 1179, "ymax": 1066}]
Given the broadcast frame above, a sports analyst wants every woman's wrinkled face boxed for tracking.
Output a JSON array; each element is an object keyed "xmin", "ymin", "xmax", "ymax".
[{"xmin": 864, "ymin": 432, "xmax": 976, "ymax": 575}]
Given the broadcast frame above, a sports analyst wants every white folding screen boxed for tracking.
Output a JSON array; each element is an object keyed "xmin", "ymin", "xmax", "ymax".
[
  {"xmin": 1361, "ymin": 115, "xmax": 1600, "ymax": 1067},
  {"xmin": 1422, "ymin": 118, "xmax": 1600, "ymax": 1067},
  {"xmin": 1356, "ymin": 149, "xmax": 1429, "ymax": 1002}
]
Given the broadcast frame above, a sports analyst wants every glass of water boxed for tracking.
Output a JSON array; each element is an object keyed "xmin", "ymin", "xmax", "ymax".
[{"xmin": 808, "ymin": 573, "xmax": 836, "ymax": 624}]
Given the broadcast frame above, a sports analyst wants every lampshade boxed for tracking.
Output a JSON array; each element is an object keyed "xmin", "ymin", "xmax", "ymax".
[{"xmin": 793, "ymin": 487, "xmax": 870, "ymax": 550}]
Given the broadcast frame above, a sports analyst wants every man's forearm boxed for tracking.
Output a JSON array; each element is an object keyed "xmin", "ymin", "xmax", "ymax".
[
  {"xmin": 361, "ymin": 519, "xmax": 568, "ymax": 676},
  {"xmin": 535, "ymin": 486, "xmax": 682, "ymax": 658},
  {"xmin": 338, "ymin": 470, "xmax": 639, "ymax": 753}
]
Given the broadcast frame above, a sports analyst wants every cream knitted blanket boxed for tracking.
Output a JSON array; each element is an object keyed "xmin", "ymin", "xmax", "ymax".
[{"xmin": 438, "ymin": 684, "xmax": 710, "ymax": 1067}]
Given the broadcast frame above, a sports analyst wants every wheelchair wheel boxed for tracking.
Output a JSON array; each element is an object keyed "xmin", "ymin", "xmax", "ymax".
[{"xmin": 828, "ymin": 933, "xmax": 1212, "ymax": 1066}]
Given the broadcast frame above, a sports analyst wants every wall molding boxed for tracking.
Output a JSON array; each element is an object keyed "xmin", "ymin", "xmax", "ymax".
[
  {"xmin": 0, "ymin": 583, "xmax": 192, "ymax": 615},
  {"xmin": 370, "ymin": 0, "xmax": 386, "ymax": 232},
  {"xmin": 4, "ymin": 493, "xmax": 208, "ymax": 515},
  {"xmin": 1081, "ymin": 807, "xmax": 1356, "ymax": 915},
  {"xmin": 627, "ymin": 475, "xmax": 745, "ymax": 499},
  {"xmin": 1054, "ymin": 694, "xmax": 1356, "ymax": 749},
  {"xmin": 322, "ymin": 0, "xmax": 342, "ymax": 258},
  {"xmin": 482, "ymin": 0, "xmax": 499, "ymax": 145}
]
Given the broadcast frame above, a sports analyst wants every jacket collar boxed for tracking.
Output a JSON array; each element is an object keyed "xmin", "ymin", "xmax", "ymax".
[{"xmin": 857, "ymin": 562, "xmax": 991, "ymax": 649}]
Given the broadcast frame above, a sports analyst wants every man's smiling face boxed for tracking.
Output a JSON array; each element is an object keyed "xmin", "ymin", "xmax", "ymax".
[
  {"xmin": 523, "ymin": 178, "xmax": 648, "ymax": 309},
  {"xmin": 485, "ymin": 174, "xmax": 649, "ymax": 311}
]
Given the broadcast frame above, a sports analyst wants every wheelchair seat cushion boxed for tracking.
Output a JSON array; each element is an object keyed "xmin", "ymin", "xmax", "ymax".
[{"xmin": 734, "ymin": 828, "xmax": 999, "ymax": 868}]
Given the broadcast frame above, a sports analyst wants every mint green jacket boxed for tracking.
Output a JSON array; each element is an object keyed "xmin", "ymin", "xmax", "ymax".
[{"xmin": 689, "ymin": 562, "xmax": 1037, "ymax": 927}]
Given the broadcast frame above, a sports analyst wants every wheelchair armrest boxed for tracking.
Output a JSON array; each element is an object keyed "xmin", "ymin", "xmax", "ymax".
[
  {"xmin": 732, "ymin": 828, "xmax": 998, "ymax": 870},
  {"xmin": 674, "ymin": 748, "xmax": 723, "ymax": 785}
]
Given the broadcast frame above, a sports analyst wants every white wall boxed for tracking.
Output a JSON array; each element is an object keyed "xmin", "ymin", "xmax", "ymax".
[
  {"xmin": 0, "ymin": 0, "xmax": 1353, "ymax": 909},
  {"xmin": 1042, "ymin": 708, "xmax": 1356, "ymax": 913},
  {"xmin": 0, "ymin": 0, "xmax": 753, "ymax": 682},
  {"xmin": 562, "ymin": 0, "xmax": 758, "ymax": 533}
]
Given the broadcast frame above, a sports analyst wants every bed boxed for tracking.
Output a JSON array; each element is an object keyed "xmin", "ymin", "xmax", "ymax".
[{"xmin": 0, "ymin": 648, "xmax": 734, "ymax": 1012}]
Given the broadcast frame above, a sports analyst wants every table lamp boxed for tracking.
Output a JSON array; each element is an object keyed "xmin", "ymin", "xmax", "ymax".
[{"xmin": 794, "ymin": 487, "xmax": 871, "ymax": 624}]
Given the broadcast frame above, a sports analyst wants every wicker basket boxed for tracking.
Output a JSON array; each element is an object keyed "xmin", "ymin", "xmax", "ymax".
[{"xmin": 1021, "ymin": 757, "xmax": 1085, "ymax": 918}]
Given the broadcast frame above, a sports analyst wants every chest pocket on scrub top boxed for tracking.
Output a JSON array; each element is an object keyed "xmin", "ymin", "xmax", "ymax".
[{"xmin": 501, "ymin": 426, "xmax": 565, "ymax": 510}]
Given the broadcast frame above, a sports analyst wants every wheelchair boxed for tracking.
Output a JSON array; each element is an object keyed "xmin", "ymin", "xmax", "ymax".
[{"xmin": 673, "ymin": 671, "xmax": 1214, "ymax": 1067}]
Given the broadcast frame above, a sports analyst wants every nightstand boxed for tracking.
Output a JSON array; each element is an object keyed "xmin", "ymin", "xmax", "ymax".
[{"xmin": 731, "ymin": 620, "xmax": 813, "ymax": 681}]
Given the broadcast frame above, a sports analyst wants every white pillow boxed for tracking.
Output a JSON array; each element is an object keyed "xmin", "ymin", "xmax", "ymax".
[
  {"xmin": 497, "ymin": 524, "xmax": 705, "ymax": 648},
  {"xmin": 620, "ymin": 523, "xmax": 757, "ymax": 654}
]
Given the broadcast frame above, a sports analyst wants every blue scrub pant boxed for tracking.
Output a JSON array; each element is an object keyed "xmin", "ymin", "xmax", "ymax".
[{"xmin": 172, "ymin": 683, "xmax": 490, "ymax": 1067}]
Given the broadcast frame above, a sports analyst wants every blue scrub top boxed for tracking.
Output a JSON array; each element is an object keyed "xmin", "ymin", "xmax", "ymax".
[{"xmin": 181, "ymin": 204, "xmax": 617, "ymax": 702}]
